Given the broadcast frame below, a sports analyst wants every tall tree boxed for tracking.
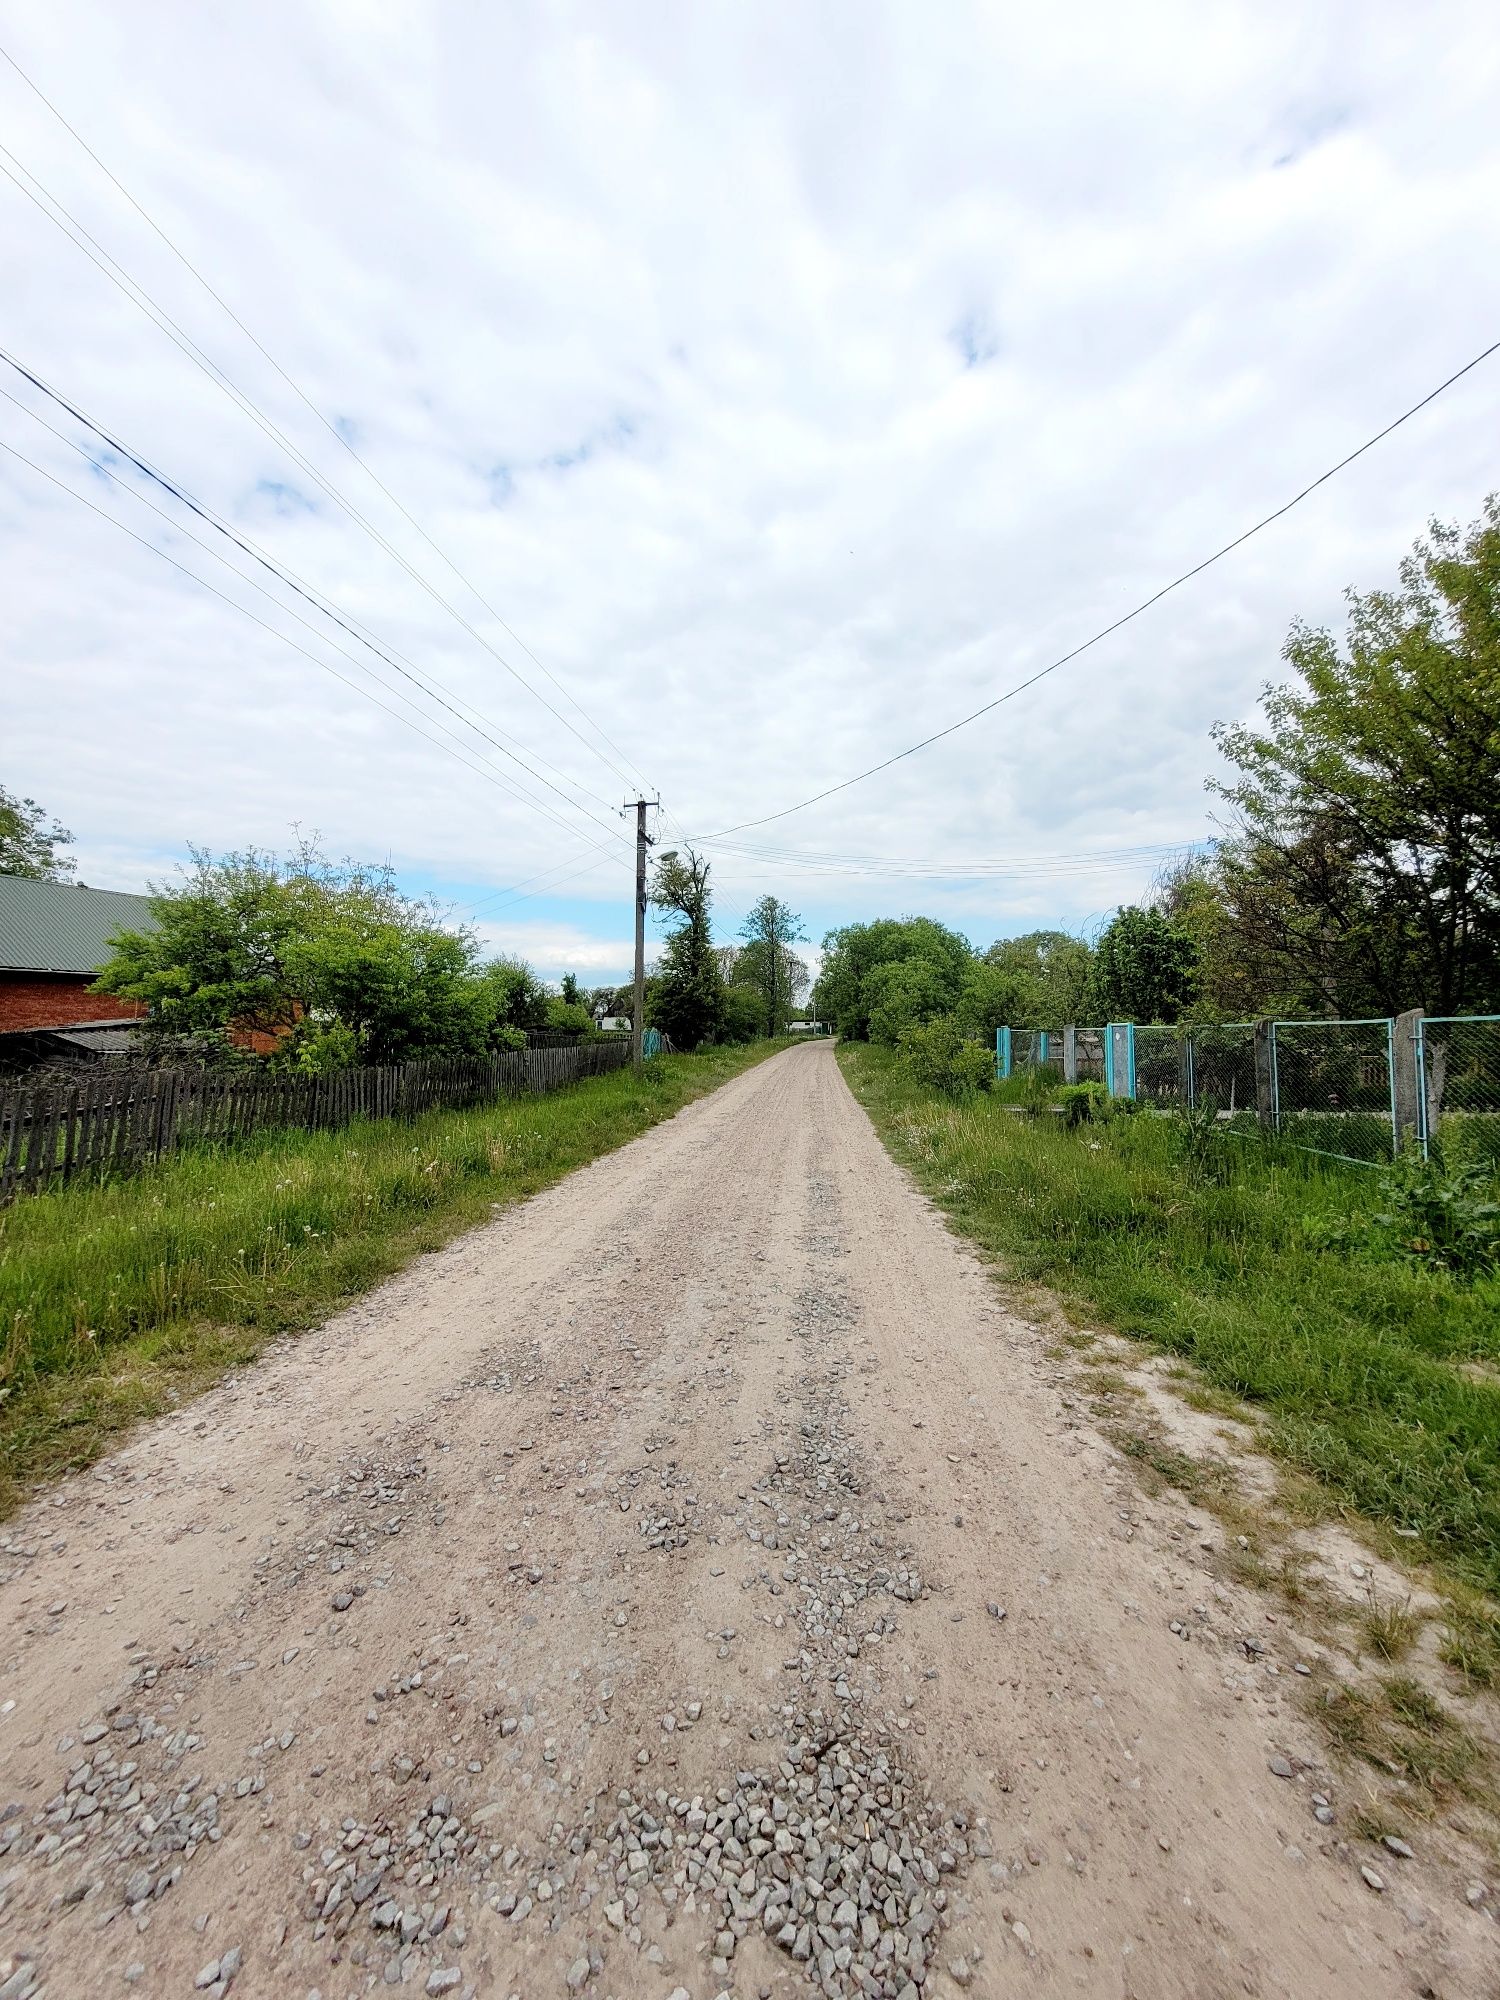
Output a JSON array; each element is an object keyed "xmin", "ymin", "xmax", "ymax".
[
  {"xmin": 0, "ymin": 783, "xmax": 75, "ymax": 879},
  {"xmin": 983, "ymin": 930, "xmax": 1094, "ymax": 1025},
  {"xmin": 737, "ymin": 896, "xmax": 808, "ymax": 1035},
  {"xmin": 647, "ymin": 847, "xmax": 726, "ymax": 1049},
  {"xmin": 1211, "ymin": 500, "xmax": 1500, "ymax": 1013},
  {"xmin": 1092, "ymin": 906, "xmax": 1200, "ymax": 1022},
  {"xmin": 813, "ymin": 918, "xmax": 973, "ymax": 1039}
]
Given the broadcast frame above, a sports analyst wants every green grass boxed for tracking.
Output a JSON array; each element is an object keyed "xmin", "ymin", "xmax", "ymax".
[
  {"xmin": 842, "ymin": 1045, "xmax": 1500, "ymax": 1596},
  {"xmin": 0, "ymin": 1042, "xmax": 789, "ymax": 1509}
]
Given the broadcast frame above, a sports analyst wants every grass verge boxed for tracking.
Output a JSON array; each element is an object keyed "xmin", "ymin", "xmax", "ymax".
[
  {"xmin": 841, "ymin": 1045, "xmax": 1500, "ymax": 1597},
  {"xmin": 0, "ymin": 1041, "xmax": 790, "ymax": 1510}
]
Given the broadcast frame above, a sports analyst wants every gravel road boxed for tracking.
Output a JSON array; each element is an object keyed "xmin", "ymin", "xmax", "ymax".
[{"xmin": 0, "ymin": 1043, "xmax": 1492, "ymax": 1998}]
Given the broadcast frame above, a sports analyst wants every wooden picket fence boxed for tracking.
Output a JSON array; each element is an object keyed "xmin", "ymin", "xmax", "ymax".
[{"xmin": 0, "ymin": 1038, "xmax": 633, "ymax": 1204}]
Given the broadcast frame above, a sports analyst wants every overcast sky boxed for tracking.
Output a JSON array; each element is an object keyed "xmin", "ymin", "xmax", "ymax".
[{"xmin": 4, "ymin": 1, "xmax": 1499, "ymax": 986}]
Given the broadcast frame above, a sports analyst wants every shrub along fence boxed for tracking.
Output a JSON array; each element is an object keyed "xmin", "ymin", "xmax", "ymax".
[
  {"xmin": 997, "ymin": 1012, "xmax": 1500, "ymax": 1167},
  {"xmin": 0, "ymin": 1039, "xmax": 633, "ymax": 1204}
]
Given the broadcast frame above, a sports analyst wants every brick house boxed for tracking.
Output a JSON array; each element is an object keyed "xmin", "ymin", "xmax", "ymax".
[{"xmin": 0, "ymin": 878, "xmax": 154, "ymax": 1033}]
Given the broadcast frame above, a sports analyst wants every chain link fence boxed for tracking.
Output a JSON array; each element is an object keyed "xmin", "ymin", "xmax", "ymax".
[
  {"xmin": 1418, "ymin": 1015, "xmax": 1500, "ymax": 1168},
  {"xmin": 999, "ymin": 1028, "xmax": 1106, "ymax": 1082},
  {"xmin": 1270, "ymin": 1020, "xmax": 1396, "ymax": 1163},
  {"xmin": 1130, "ymin": 1023, "xmax": 1260, "ymax": 1124},
  {"xmin": 997, "ymin": 1011, "xmax": 1499, "ymax": 1165}
]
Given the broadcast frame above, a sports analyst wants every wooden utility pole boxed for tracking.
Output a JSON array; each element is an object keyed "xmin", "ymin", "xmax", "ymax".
[{"xmin": 627, "ymin": 800, "xmax": 657, "ymax": 1066}]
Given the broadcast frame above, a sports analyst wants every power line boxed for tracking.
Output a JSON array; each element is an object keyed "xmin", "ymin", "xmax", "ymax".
[
  {"xmin": 0, "ymin": 435, "xmax": 616, "ymax": 846},
  {"xmin": 696, "ymin": 337, "xmax": 1500, "ymax": 840},
  {"xmin": 696, "ymin": 835, "xmax": 1208, "ymax": 878},
  {"xmin": 458, "ymin": 838, "xmax": 621, "ymax": 921},
  {"xmin": 0, "ymin": 37, "xmax": 658, "ymax": 803},
  {"xmin": 0, "ymin": 354, "xmax": 630, "ymax": 847},
  {"xmin": 0, "ymin": 133, "xmax": 647, "ymax": 804}
]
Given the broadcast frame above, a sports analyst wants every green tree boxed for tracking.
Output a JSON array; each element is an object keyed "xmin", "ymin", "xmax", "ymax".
[
  {"xmin": 736, "ymin": 896, "xmax": 808, "ymax": 1035},
  {"xmin": 953, "ymin": 959, "xmax": 1032, "ymax": 1044},
  {"xmin": 865, "ymin": 959, "xmax": 956, "ymax": 1045},
  {"xmin": 1092, "ymin": 905, "xmax": 1200, "ymax": 1022},
  {"xmin": 94, "ymin": 842, "xmax": 498, "ymax": 1067},
  {"xmin": 559, "ymin": 972, "xmax": 581, "ymax": 1007},
  {"xmin": 813, "ymin": 918, "xmax": 972, "ymax": 1039},
  {"xmin": 647, "ymin": 848, "xmax": 726, "ymax": 1050},
  {"xmin": 1211, "ymin": 500, "xmax": 1500, "ymax": 1013},
  {"xmin": 475, "ymin": 957, "xmax": 550, "ymax": 1045},
  {"xmin": 983, "ymin": 930, "xmax": 1094, "ymax": 1025},
  {"xmin": 0, "ymin": 783, "xmax": 76, "ymax": 879},
  {"xmin": 544, "ymin": 998, "xmax": 595, "ymax": 1035},
  {"xmin": 720, "ymin": 984, "xmax": 765, "ymax": 1043}
]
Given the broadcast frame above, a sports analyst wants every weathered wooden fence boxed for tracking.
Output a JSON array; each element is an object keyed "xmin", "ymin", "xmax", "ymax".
[{"xmin": 0, "ymin": 1039, "xmax": 633, "ymax": 1204}]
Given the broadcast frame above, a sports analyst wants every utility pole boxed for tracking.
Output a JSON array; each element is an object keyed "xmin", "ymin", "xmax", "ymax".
[{"xmin": 626, "ymin": 800, "xmax": 657, "ymax": 1066}]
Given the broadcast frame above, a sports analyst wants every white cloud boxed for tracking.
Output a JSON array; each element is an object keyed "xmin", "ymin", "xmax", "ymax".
[{"xmin": 5, "ymin": 0, "xmax": 1499, "ymax": 970}]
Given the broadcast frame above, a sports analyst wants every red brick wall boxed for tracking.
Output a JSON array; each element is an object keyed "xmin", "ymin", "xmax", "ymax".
[{"xmin": 0, "ymin": 974, "xmax": 146, "ymax": 1032}]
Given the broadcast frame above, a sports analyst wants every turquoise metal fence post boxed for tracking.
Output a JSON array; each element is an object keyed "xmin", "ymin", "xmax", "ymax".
[
  {"xmin": 1038, "ymin": 1030, "xmax": 1050, "ymax": 1068},
  {"xmin": 996, "ymin": 1026, "xmax": 1011, "ymax": 1081}
]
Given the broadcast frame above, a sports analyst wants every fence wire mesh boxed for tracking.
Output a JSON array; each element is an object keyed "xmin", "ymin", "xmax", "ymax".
[
  {"xmin": 1130, "ymin": 1024, "xmax": 1258, "ymax": 1122},
  {"xmin": 1073, "ymin": 1028, "xmax": 1106, "ymax": 1083},
  {"xmin": 1419, "ymin": 1015, "xmax": 1500, "ymax": 1168},
  {"xmin": 1011, "ymin": 1029, "xmax": 1062, "ymax": 1072},
  {"xmin": 1133, "ymin": 1026, "xmax": 1190, "ymax": 1106},
  {"xmin": 1270, "ymin": 1020, "xmax": 1395, "ymax": 1162},
  {"xmin": 998, "ymin": 1011, "xmax": 1500, "ymax": 1165}
]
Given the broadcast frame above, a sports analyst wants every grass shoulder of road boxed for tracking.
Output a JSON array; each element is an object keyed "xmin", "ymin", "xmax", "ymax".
[
  {"xmin": 841, "ymin": 1043, "xmax": 1500, "ymax": 1605},
  {"xmin": 0, "ymin": 1039, "xmax": 794, "ymax": 1511}
]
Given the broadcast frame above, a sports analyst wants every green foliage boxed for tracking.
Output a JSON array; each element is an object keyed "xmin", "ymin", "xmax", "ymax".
[
  {"xmin": 719, "ymin": 984, "xmax": 766, "ymax": 1044},
  {"xmin": 845, "ymin": 1043, "xmax": 1500, "ymax": 1594},
  {"xmin": 1303, "ymin": 1152, "xmax": 1500, "ymax": 1281},
  {"xmin": 1169, "ymin": 1093, "xmax": 1230, "ymax": 1181},
  {"xmin": 544, "ymin": 999, "xmax": 595, "ymax": 1036},
  {"xmin": 1058, "ymin": 1080, "xmax": 1109, "ymax": 1127},
  {"xmin": 475, "ymin": 957, "xmax": 550, "ymax": 1041},
  {"xmin": 0, "ymin": 782, "xmax": 75, "ymax": 879},
  {"xmin": 983, "ymin": 930, "xmax": 1094, "ymax": 1026},
  {"xmin": 648, "ymin": 847, "xmax": 726, "ymax": 1051},
  {"xmin": 1211, "ymin": 499, "xmax": 1500, "ymax": 1015},
  {"xmin": 865, "ymin": 958, "xmax": 957, "ymax": 1046},
  {"xmin": 898, "ymin": 1016, "xmax": 993, "ymax": 1097},
  {"xmin": 279, "ymin": 918, "xmax": 482, "ymax": 1067},
  {"xmin": 284, "ymin": 1018, "xmax": 362, "ymax": 1075},
  {"xmin": 1093, "ymin": 905, "xmax": 1200, "ymax": 1023},
  {"xmin": 813, "ymin": 918, "xmax": 972, "ymax": 1040},
  {"xmin": 559, "ymin": 973, "xmax": 581, "ymax": 1006},
  {"xmin": 736, "ymin": 897, "xmax": 808, "ymax": 1036},
  {"xmin": 952, "ymin": 959, "xmax": 1031, "ymax": 1043},
  {"xmin": 94, "ymin": 843, "xmax": 559, "ymax": 1068}
]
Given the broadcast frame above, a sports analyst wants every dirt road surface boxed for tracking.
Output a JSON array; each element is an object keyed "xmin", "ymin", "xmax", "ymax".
[{"xmin": 1, "ymin": 1044, "xmax": 1493, "ymax": 1999}]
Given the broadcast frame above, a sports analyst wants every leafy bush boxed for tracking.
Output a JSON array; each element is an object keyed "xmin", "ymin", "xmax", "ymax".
[
  {"xmin": 1304, "ymin": 1150, "xmax": 1500, "ymax": 1280},
  {"xmin": 1058, "ymin": 1081, "xmax": 1110, "ymax": 1128},
  {"xmin": 867, "ymin": 960, "xmax": 959, "ymax": 1046},
  {"xmin": 898, "ymin": 1017, "xmax": 993, "ymax": 1097},
  {"xmin": 719, "ymin": 985, "xmax": 766, "ymax": 1044},
  {"xmin": 1374, "ymin": 1151, "xmax": 1500, "ymax": 1279},
  {"xmin": 544, "ymin": 999, "xmax": 595, "ymax": 1036}
]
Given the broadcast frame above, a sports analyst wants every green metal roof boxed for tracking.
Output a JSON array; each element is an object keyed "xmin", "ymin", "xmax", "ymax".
[{"xmin": 0, "ymin": 877, "xmax": 156, "ymax": 975}]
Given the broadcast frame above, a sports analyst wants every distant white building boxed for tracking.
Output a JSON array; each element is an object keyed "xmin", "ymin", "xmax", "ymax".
[{"xmin": 596, "ymin": 1015, "xmax": 632, "ymax": 1033}]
